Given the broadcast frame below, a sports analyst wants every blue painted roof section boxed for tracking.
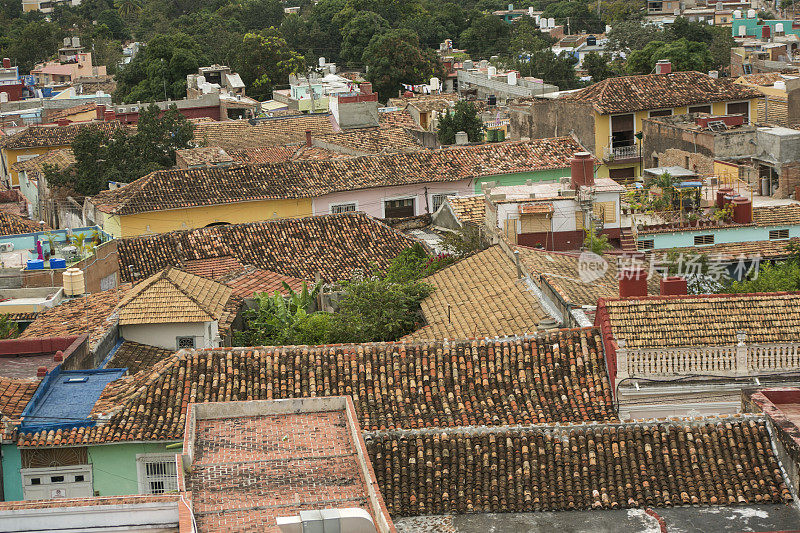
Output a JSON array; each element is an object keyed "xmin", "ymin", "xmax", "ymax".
[{"xmin": 20, "ymin": 368, "xmax": 126, "ymax": 432}]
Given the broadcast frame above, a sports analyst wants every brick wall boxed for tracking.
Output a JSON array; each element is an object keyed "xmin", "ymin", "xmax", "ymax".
[
  {"xmin": 21, "ymin": 240, "xmax": 119, "ymax": 294},
  {"xmin": 779, "ymin": 162, "xmax": 800, "ymax": 199}
]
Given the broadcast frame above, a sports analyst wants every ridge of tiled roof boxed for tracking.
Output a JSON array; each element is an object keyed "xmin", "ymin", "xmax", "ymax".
[
  {"xmin": 753, "ymin": 204, "xmax": 800, "ymax": 226},
  {"xmin": 367, "ymin": 417, "xmax": 792, "ymax": 516},
  {"xmin": 560, "ymin": 71, "xmax": 763, "ymax": 114},
  {"xmin": 403, "ymin": 246, "xmax": 549, "ymax": 341},
  {"xmin": 444, "ymin": 195, "xmax": 485, "ymax": 224},
  {"xmin": 105, "ymin": 341, "xmax": 175, "ymax": 375},
  {"xmin": 220, "ymin": 266, "xmax": 307, "ymax": 298},
  {"xmin": 174, "ymin": 146, "xmax": 234, "ymax": 167},
  {"xmin": 597, "ymin": 291, "xmax": 800, "ymax": 349},
  {"xmin": 116, "ymin": 212, "xmax": 416, "ymax": 283},
  {"xmin": 18, "ymin": 286, "xmax": 130, "ymax": 348},
  {"xmin": 47, "ymin": 103, "xmax": 98, "ymax": 123},
  {"xmin": 10, "ymin": 148, "xmax": 75, "ymax": 178},
  {"xmin": 0, "ymin": 121, "xmax": 123, "ymax": 149},
  {"xmin": 90, "ymin": 138, "xmax": 582, "ymax": 216},
  {"xmin": 315, "ymin": 125, "xmax": 426, "ymax": 154},
  {"xmin": 0, "ymin": 377, "xmax": 38, "ymax": 420},
  {"xmin": 0, "ymin": 212, "xmax": 49, "ymax": 236},
  {"xmin": 116, "ymin": 267, "xmax": 232, "ymax": 325},
  {"xmin": 15, "ymin": 329, "xmax": 615, "ymax": 446}
]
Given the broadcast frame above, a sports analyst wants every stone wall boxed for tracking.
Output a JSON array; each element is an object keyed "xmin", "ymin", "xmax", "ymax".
[{"xmin": 509, "ymin": 100, "xmax": 595, "ymax": 152}]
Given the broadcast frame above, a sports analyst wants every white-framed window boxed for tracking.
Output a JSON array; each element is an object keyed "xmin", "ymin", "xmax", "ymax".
[
  {"xmin": 383, "ymin": 196, "xmax": 416, "ymax": 218},
  {"xmin": 726, "ymin": 101, "xmax": 749, "ymax": 118},
  {"xmin": 176, "ymin": 336, "xmax": 195, "ymax": 349},
  {"xmin": 430, "ymin": 192, "xmax": 457, "ymax": 213},
  {"xmin": 136, "ymin": 454, "xmax": 178, "ymax": 495},
  {"xmin": 330, "ymin": 202, "xmax": 357, "ymax": 214}
]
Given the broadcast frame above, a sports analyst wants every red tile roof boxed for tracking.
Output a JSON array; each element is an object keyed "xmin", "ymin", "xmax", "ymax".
[
  {"xmin": 220, "ymin": 266, "xmax": 307, "ymax": 298},
  {"xmin": 90, "ymin": 138, "xmax": 583, "ymax": 216},
  {"xmin": 0, "ymin": 212, "xmax": 49, "ymax": 236},
  {"xmin": 116, "ymin": 213, "xmax": 417, "ymax": 283},
  {"xmin": 191, "ymin": 115, "xmax": 338, "ymax": 150},
  {"xmin": 14, "ymin": 329, "xmax": 615, "ymax": 446},
  {"xmin": 0, "ymin": 376, "xmax": 37, "ymax": 419},
  {"xmin": 0, "ymin": 121, "xmax": 123, "ymax": 149},
  {"xmin": 561, "ymin": 71, "xmax": 763, "ymax": 114},
  {"xmin": 105, "ymin": 341, "xmax": 175, "ymax": 375},
  {"xmin": 178, "ymin": 256, "xmax": 245, "ymax": 280}
]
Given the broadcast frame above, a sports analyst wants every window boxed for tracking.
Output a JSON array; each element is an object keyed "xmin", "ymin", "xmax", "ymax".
[
  {"xmin": 638, "ymin": 239, "xmax": 654, "ymax": 250},
  {"xmin": 176, "ymin": 336, "xmax": 195, "ymax": 349},
  {"xmin": 593, "ymin": 201, "xmax": 616, "ymax": 223},
  {"xmin": 383, "ymin": 197, "xmax": 415, "ymax": 218},
  {"xmin": 575, "ymin": 211, "xmax": 584, "ymax": 231},
  {"xmin": 520, "ymin": 214, "xmax": 550, "ymax": 233},
  {"xmin": 609, "ymin": 167, "xmax": 636, "ymax": 181},
  {"xmin": 30, "ymin": 478, "xmax": 40, "ymax": 485},
  {"xmin": 610, "ymin": 114, "xmax": 635, "ymax": 148},
  {"xmin": 770, "ymin": 228, "xmax": 790, "ymax": 240},
  {"xmin": 330, "ymin": 202, "xmax": 357, "ymax": 214},
  {"xmin": 649, "ymin": 109, "xmax": 672, "ymax": 118},
  {"xmin": 727, "ymin": 101, "xmax": 749, "ymax": 118},
  {"xmin": 431, "ymin": 192, "xmax": 457, "ymax": 212},
  {"xmin": 137, "ymin": 454, "xmax": 178, "ymax": 495},
  {"xmin": 694, "ymin": 234, "xmax": 714, "ymax": 245},
  {"xmin": 689, "ymin": 105, "xmax": 712, "ymax": 114}
]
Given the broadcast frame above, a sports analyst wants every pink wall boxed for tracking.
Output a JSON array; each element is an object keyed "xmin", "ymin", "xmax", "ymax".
[{"xmin": 313, "ymin": 180, "xmax": 474, "ymax": 218}]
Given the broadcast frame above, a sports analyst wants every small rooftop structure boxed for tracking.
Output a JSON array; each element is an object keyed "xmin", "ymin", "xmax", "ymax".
[{"xmin": 179, "ymin": 397, "xmax": 395, "ymax": 533}]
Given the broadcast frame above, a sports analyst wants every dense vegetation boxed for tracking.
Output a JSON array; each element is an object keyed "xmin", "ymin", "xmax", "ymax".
[{"xmin": 0, "ymin": 0, "xmax": 739, "ymax": 104}]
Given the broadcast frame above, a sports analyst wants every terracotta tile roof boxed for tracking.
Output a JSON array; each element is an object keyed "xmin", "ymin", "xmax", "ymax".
[
  {"xmin": 192, "ymin": 115, "xmax": 338, "ymax": 150},
  {"xmin": 18, "ymin": 286, "xmax": 129, "ymax": 348},
  {"xmin": 519, "ymin": 203, "xmax": 554, "ymax": 214},
  {"xmin": 227, "ymin": 144, "xmax": 353, "ymax": 164},
  {"xmin": 15, "ymin": 330, "xmax": 615, "ymax": 446},
  {"xmin": 0, "ymin": 212, "xmax": 49, "ymax": 236},
  {"xmin": 47, "ymin": 103, "xmax": 98, "ymax": 123},
  {"xmin": 668, "ymin": 237, "xmax": 800, "ymax": 261},
  {"xmin": 753, "ymin": 204, "xmax": 800, "ymax": 226},
  {"xmin": 0, "ymin": 494, "xmax": 177, "ymax": 511},
  {"xmin": 0, "ymin": 376, "xmax": 37, "ymax": 419},
  {"xmin": 379, "ymin": 109, "xmax": 418, "ymax": 129},
  {"xmin": 444, "ymin": 195, "xmax": 485, "ymax": 224},
  {"xmin": 10, "ymin": 148, "xmax": 75, "ymax": 179},
  {"xmin": 598, "ymin": 292, "xmax": 800, "ymax": 349},
  {"xmin": 178, "ymin": 256, "xmax": 245, "ymax": 280},
  {"xmin": 738, "ymin": 72, "xmax": 790, "ymax": 87},
  {"xmin": 188, "ymin": 407, "xmax": 375, "ymax": 533},
  {"xmin": 366, "ymin": 417, "xmax": 792, "ymax": 516},
  {"xmin": 90, "ymin": 138, "xmax": 582, "ymax": 216},
  {"xmin": 72, "ymin": 75, "xmax": 116, "ymax": 95},
  {"xmin": 518, "ymin": 247, "xmax": 660, "ymax": 307},
  {"xmin": 106, "ymin": 341, "xmax": 175, "ymax": 375},
  {"xmin": 561, "ymin": 71, "xmax": 763, "ymax": 114},
  {"xmin": 0, "ymin": 121, "xmax": 122, "ymax": 149},
  {"xmin": 291, "ymin": 145, "xmax": 354, "ymax": 160},
  {"xmin": 316, "ymin": 126, "xmax": 425, "ymax": 154},
  {"xmin": 220, "ymin": 266, "xmax": 307, "ymax": 298},
  {"xmin": 404, "ymin": 246, "xmax": 548, "ymax": 341},
  {"xmin": 388, "ymin": 93, "xmax": 459, "ymax": 114},
  {"xmin": 117, "ymin": 213, "xmax": 416, "ymax": 283},
  {"xmin": 175, "ymin": 146, "xmax": 234, "ymax": 168},
  {"xmin": 116, "ymin": 267, "xmax": 232, "ymax": 325}
]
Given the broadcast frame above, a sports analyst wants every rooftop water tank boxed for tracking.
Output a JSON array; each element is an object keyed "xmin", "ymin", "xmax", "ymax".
[
  {"xmin": 747, "ymin": 8, "xmax": 756, "ymax": 18},
  {"xmin": 63, "ymin": 267, "xmax": 85, "ymax": 296}
]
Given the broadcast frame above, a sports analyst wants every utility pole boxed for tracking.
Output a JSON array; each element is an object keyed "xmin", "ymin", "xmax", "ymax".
[{"xmin": 567, "ymin": 17, "xmax": 571, "ymax": 35}]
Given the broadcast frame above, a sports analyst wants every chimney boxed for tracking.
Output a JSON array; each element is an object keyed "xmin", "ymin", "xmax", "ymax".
[
  {"xmin": 360, "ymin": 82, "xmax": 372, "ymax": 94},
  {"xmin": 570, "ymin": 152, "xmax": 594, "ymax": 189},
  {"xmin": 36, "ymin": 366, "xmax": 47, "ymax": 378},
  {"xmin": 655, "ymin": 59, "xmax": 672, "ymax": 75},
  {"xmin": 619, "ymin": 266, "xmax": 648, "ymax": 298},
  {"xmin": 56, "ymin": 118, "xmax": 70, "ymax": 126},
  {"xmin": 2, "ymin": 58, "xmax": 10, "ymax": 69},
  {"xmin": 54, "ymin": 350, "xmax": 63, "ymax": 362},
  {"xmin": 96, "ymin": 104, "xmax": 105, "ymax": 121},
  {"xmin": 455, "ymin": 131, "xmax": 469, "ymax": 145},
  {"xmin": 305, "ymin": 129, "xmax": 312, "ymax": 147},
  {"xmin": 660, "ymin": 276, "xmax": 688, "ymax": 296}
]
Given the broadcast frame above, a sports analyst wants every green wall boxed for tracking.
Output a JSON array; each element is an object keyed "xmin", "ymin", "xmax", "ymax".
[
  {"xmin": 2, "ymin": 444, "xmax": 22, "ymax": 501},
  {"xmin": 88, "ymin": 441, "xmax": 180, "ymax": 496},
  {"xmin": 473, "ymin": 169, "xmax": 569, "ymax": 193}
]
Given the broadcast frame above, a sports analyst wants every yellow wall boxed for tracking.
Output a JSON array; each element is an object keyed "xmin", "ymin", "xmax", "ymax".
[
  {"xmin": 4, "ymin": 146, "xmax": 68, "ymax": 187},
  {"xmin": 714, "ymin": 160, "xmax": 740, "ymax": 184},
  {"xmin": 103, "ymin": 198, "xmax": 314, "ymax": 238},
  {"xmin": 594, "ymin": 99, "xmax": 759, "ymax": 177}
]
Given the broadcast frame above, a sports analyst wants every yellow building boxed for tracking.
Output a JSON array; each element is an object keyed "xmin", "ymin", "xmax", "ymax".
[
  {"xmin": 511, "ymin": 67, "xmax": 764, "ymax": 181},
  {"xmin": 0, "ymin": 121, "xmax": 120, "ymax": 188}
]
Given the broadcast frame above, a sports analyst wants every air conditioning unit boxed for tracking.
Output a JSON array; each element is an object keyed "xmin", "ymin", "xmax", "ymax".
[{"xmin": 0, "ymin": 242, "xmax": 13, "ymax": 252}]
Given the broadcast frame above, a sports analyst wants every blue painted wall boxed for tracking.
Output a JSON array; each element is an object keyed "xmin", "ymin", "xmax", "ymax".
[
  {"xmin": 636, "ymin": 225, "xmax": 800, "ymax": 249},
  {"xmin": 2, "ymin": 444, "xmax": 22, "ymax": 501}
]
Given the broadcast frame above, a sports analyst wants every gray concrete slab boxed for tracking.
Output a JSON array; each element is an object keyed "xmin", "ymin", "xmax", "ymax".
[{"xmin": 395, "ymin": 505, "xmax": 800, "ymax": 533}]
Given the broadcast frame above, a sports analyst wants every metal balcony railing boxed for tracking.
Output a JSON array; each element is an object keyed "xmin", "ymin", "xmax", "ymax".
[{"xmin": 603, "ymin": 144, "xmax": 640, "ymax": 161}]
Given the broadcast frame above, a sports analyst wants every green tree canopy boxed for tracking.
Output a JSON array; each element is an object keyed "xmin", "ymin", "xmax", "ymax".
[
  {"xmin": 340, "ymin": 10, "xmax": 388, "ymax": 66},
  {"xmin": 541, "ymin": 0, "xmax": 604, "ymax": 34},
  {"xmin": 234, "ymin": 28, "xmax": 306, "ymax": 100},
  {"xmin": 363, "ymin": 28, "xmax": 441, "ymax": 101},
  {"xmin": 626, "ymin": 38, "xmax": 712, "ymax": 75},
  {"xmin": 459, "ymin": 14, "xmax": 509, "ymax": 58},
  {"xmin": 437, "ymin": 101, "xmax": 484, "ymax": 145}
]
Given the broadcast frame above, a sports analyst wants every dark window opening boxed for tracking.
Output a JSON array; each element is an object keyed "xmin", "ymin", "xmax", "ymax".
[
  {"xmin": 609, "ymin": 167, "xmax": 636, "ymax": 182},
  {"xmin": 610, "ymin": 114, "xmax": 635, "ymax": 148},
  {"xmin": 50, "ymin": 476, "xmax": 65, "ymax": 483},
  {"xmin": 727, "ymin": 101, "xmax": 749, "ymax": 118},
  {"xmin": 384, "ymin": 198, "xmax": 415, "ymax": 218},
  {"xmin": 75, "ymin": 475, "xmax": 85, "ymax": 482},
  {"xmin": 688, "ymin": 105, "xmax": 712, "ymax": 114},
  {"xmin": 694, "ymin": 234, "xmax": 714, "ymax": 245},
  {"xmin": 770, "ymin": 229, "xmax": 790, "ymax": 240},
  {"xmin": 649, "ymin": 109, "xmax": 672, "ymax": 117},
  {"xmin": 30, "ymin": 478, "xmax": 40, "ymax": 485}
]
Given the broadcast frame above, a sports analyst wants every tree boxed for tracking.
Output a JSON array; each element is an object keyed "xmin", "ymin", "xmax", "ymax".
[
  {"xmin": 626, "ymin": 38, "xmax": 712, "ymax": 75},
  {"xmin": 114, "ymin": 0, "xmax": 142, "ymax": 17},
  {"xmin": 363, "ymin": 29, "xmax": 441, "ymax": 101},
  {"xmin": 582, "ymin": 51, "xmax": 616, "ymax": 81},
  {"xmin": 583, "ymin": 222, "xmax": 611, "ymax": 255},
  {"xmin": 459, "ymin": 14, "xmax": 510, "ymax": 58},
  {"xmin": 114, "ymin": 33, "xmax": 206, "ymax": 103},
  {"xmin": 542, "ymin": 0, "xmax": 604, "ymax": 34},
  {"xmin": 607, "ymin": 20, "xmax": 664, "ymax": 55},
  {"xmin": 215, "ymin": 0, "xmax": 284, "ymax": 32},
  {"xmin": 1, "ymin": 21, "xmax": 63, "ymax": 72},
  {"xmin": 437, "ymin": 101, "xmax": 483, "ymax": 145},
  {"xmin": 0, "ymin": 315, "xmax": 18, "ymax": 340},
  {"xmin": 340, "ymin": 11, "xmax": 388, "ymax": 66},
  {"xmin": 233, "ymin": 29, "xmax": 306, "ymax": 101}
]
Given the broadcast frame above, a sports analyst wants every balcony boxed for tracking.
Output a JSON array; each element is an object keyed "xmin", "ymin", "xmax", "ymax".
[{"xmin": 603, "ymin": 143, "xmax": 641, "ymax": 163}]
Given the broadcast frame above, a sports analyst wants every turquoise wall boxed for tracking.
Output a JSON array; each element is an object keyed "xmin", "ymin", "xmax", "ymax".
[
  {"xmin": 2, "ymin": 444, "xmax": 22, "ymax": 501},
  {"xmin": 636, "ymin": 225, "xmax": 800, "ymax": 249},
  {"xmin": 88, "ymin": 441, "xmax": 181, "ymax": 496},
  {"xmin": 732, "ymin": 18, "xmax": 800, "ymax": 38},
  {"xmin": 473, "ymin": 169, "xmax": 570, "ymax": 193},
  {"xmin": 1, "ymin": 441, "xmax": 180, "ymax": 501}
]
